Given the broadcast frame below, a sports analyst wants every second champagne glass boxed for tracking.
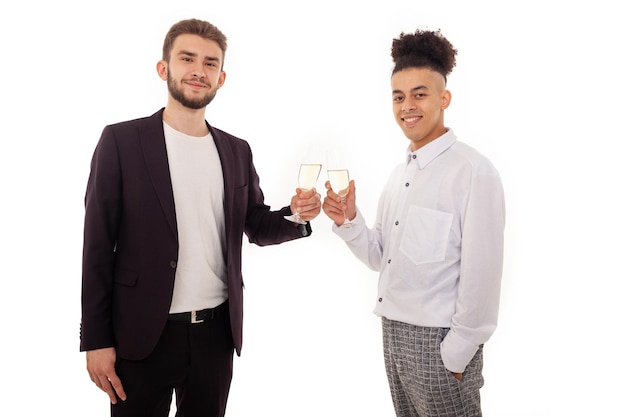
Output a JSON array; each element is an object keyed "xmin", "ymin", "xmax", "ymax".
[{"xmin": 326, "ymin": 149, "xmax": 352, "ymax": 228}]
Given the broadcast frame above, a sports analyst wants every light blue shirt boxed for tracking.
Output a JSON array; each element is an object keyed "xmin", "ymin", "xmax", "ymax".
[{"xmin": 334, "ymin": 129, "xmax": 505, "ymax": 372}]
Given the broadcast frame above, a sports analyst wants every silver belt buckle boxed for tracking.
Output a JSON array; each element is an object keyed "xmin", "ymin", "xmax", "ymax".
[{"xmin": 191, "ymin": 310, "xmax": 204, "ymax": 323}]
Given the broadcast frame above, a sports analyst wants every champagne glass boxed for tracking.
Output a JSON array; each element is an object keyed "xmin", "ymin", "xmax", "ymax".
[
  {"xmin": 326, "ymin": 149, "xmax": 352, "ymax": 228},
  {"xmin": 284, "ymin": 158, "xmax": 322, "ymax": 224}
]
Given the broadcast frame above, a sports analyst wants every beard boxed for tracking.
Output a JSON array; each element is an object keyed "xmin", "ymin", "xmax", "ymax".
[{"xmin": 167, "ymin": 73, "xmax": 217, "ymax": 109}]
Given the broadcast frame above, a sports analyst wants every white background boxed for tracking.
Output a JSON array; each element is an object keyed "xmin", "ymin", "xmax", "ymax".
[{"xmin": 1, "ymin": 1, "xmax": 625, "ymax": 416}]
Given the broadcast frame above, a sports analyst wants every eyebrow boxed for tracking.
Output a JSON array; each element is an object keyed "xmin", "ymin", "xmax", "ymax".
[
  {"xmin": 392, "ymin": 85, "xmax": 429, "ymax": 95},
  {"xmin": 177, "ymin": 50, "xmax": 221, "ymax": 63}
]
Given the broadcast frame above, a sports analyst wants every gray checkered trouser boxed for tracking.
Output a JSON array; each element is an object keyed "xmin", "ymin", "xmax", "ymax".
[{"xmin": 382, "ymin": 317, "xmax": 484, "ymax": 417}]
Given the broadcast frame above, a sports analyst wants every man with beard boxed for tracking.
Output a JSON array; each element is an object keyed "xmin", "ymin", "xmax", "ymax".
[{"xmin": 80, "ymin": 18, "xmax": 321, "ymax": 417}]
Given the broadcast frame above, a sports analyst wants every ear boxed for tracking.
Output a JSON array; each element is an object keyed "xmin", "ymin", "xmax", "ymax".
[
  {"xmin": 156, "ymin": 60, "xmax": 168, "ymax": 81},
  {"xmin": 217, "ymin": 71, "xmax": 226, "ymax": 89},
  {"xmin": 441, "ymin": 90, "xmax": 452, "ymax": 110}
]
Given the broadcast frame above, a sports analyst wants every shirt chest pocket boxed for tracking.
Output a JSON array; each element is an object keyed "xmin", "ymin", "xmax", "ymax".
[{"xmin": 399, "ymin": 206, "xmax": 453, "ymax": 266}]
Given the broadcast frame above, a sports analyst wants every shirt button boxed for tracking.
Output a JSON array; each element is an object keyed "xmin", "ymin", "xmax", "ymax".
[
  {"xmin": 405, "ymin": 182, "xmax": 409, "ymax": 187},
  {"xmin": 395, "ymin": 220, "xmax": 399, "ymax": 226},
  {"xmin": 170, "ymin": 260, "xmax": 177, "ymax": 269},
  {"xmin": 378, "ymin": 298, "xmax": 383, "ymax": 302},
  {"xmin": 387, "ymin": 259, "xmax": 391, "ymax": 264},
  {"xmin": 412, "ymin": 155, "xmax": 417, "ymax": 159}
]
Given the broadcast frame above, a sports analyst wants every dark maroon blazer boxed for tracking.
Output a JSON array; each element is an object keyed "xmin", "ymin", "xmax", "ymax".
[{"xmin": 80, "ymin": 108, "xmax": 310, "ymax": 360}]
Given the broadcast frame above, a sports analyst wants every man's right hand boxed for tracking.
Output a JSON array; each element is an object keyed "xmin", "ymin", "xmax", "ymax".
[
  {"xmin": 322, "ymin": 179, "xmax": 357, "ymax": 226},
  {"xmin": 86, "ymin": 347, "xmax": 127, "ymax": 404}
]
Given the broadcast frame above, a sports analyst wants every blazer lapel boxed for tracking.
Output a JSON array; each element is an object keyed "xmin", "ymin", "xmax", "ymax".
[
  {"xmin": 209, "ymin": 124, "xmax": 235, "ymax": 231},
  {"xmin": 140, "ymin": 109, "xmax": 177, "ymax": 238}
]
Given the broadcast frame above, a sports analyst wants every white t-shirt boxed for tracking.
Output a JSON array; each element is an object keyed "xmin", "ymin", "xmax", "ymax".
[{"xmin": 163, "ymin": 122, "xmax": 228, "ymax": 313}]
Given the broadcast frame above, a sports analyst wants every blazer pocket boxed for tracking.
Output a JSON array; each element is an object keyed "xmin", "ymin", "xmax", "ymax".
[
  {"xmin": 114, "ymin": 268, "xmax": 139, "ymax": 287},
  {"xmin": 399, "ymin": 206, "xmax": 453, "ymax": 266}
]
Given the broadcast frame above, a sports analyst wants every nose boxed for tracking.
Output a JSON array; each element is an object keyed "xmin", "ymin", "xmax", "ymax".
[
  {"xmin": 401, "ymin": 98, "xmax": 416, "ymax": 112},
  {"xmin": 191, "ymin": 62, "xmax": 206, "ymax": 78}
]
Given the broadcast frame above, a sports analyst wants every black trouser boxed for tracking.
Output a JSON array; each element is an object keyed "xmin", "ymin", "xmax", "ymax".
[{"xmin": 112, "ymin": 301, "xmax": 234, "ymax": 417}]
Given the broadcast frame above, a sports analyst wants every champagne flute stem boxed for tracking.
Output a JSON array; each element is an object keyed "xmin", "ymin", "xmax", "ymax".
[{"xmin": 340, "ymin": 196, "xmax": 351, "ymax": 226}]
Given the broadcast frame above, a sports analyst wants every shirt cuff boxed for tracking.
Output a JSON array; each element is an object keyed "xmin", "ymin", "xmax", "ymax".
[
  {"xmin": 440, "ymin": 330, "xmax": 480, "ymax": 373},
  {"xmin": 331, "ymin": 209, "xmax": 363, "ymax": 240}
]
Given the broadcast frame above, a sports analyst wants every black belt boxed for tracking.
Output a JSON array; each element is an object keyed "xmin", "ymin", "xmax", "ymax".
[{"xmin": 168, "ymin": 301, "xmax": 228, "ymax": 323}]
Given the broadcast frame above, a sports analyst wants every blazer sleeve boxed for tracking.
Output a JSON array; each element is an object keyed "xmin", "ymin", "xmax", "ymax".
[
  {"xmin": 246, "ymin": 144, "xmax": 312, "ymax": 245},
  {"xmin": 80, "ymin": 125, "xmax": 121, "ymax": 351},
  {"xmin": 213, "ymin": 129, "xmax": 311, "ymax": 246}
]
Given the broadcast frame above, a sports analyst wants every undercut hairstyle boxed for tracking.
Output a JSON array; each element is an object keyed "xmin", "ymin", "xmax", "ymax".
[
  {"xmin": 162, "ymin": 19, "xmax": 228, "ymax": 67},
  {"xmin": 391, "ymin": 29, "xmax": 457, "ymax": 81}
]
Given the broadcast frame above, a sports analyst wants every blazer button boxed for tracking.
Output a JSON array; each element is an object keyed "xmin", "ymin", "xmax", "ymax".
[{"xmin": 170, "ymin": 260, "xmax": 177, "ymax": 269}]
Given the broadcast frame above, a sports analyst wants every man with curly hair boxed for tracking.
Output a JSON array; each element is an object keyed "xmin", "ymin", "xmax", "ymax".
[{"xmin": 323, "ymin": 29, "xmax": 505, "ymax": 416}]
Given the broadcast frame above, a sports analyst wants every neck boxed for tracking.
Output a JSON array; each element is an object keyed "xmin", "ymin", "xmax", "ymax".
[
  {"xmin": 162, "ymin": 100, "xmax": 209, "ymax": 137},
  {"xmin": 409, "ymin": 127, "xmax": 448, "ymax": 152}
]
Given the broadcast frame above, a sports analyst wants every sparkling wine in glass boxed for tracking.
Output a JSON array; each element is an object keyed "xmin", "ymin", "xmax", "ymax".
[
  {"xmin": 284, "ymin": 162, "xmax": 322, "ymax": 224},
  {"xmin": 327, "ymin": 169, "xmax": 350, "ymax": 201},
  {"xmin": 326, "ymin": 149, "xmax": 352, "ymax": 227}
]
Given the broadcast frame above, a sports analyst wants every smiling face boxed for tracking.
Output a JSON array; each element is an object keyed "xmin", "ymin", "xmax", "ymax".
[
  {"xmin": 391, "ymin": 67, "xmax": 451, "ymax": 151},
  {"xmin": 157, "ymin": 33, "xmax": 226, "ymax": 110}
]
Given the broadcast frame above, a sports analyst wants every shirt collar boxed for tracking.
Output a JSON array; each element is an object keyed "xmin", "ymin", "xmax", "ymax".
[{"xmin": 406, "ymin": 129, "xmax": 457, "ymax": 169}]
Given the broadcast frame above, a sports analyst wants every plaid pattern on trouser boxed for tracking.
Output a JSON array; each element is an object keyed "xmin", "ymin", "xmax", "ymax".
[{"xmin": 382, "ymin": 317, "xmax": 484, "ymax": 417}]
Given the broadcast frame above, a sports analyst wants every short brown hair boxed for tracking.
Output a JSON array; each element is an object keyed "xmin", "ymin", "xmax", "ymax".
[{"xmin": 162, "ymin": 19, "xmax": 228, "ymax": 66}]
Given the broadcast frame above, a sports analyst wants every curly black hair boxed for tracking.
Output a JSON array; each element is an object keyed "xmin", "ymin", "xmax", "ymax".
[{"xmin": 391, "ymin": 29, "xmax": 457, "ymax": 80}]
